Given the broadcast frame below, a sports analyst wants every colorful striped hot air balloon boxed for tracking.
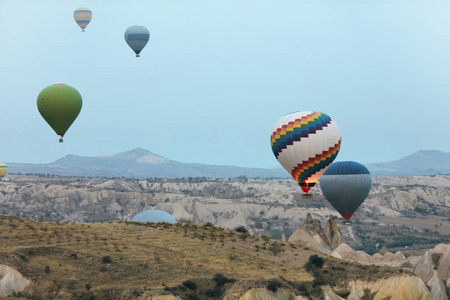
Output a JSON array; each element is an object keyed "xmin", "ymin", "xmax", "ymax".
[
  {"xmin": 73, "ymin": 7, "xmax": 92, "ymax": 32},
  {"xmin": 0, "ymin": 163, "xmax": 8, "ymax": 181},
  {"xmin": 271, "ymin": 111, "xmax": 341, "ymax": 197},
  {"xmin": 124, "ymin": 25, "xmax": 150, "ymax": 57},
  {"xmin": 37, "ymin": 84, "xmax": 82, "ymax": 143}
]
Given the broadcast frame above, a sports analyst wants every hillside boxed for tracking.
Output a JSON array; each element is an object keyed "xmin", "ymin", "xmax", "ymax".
[
  {"xmin": 0, "ymin": 174, "xmax": 449, "ymax": 257},
  {"xmin": 0, "ymin": 216, "xmax": 423, "ymax": 299}
]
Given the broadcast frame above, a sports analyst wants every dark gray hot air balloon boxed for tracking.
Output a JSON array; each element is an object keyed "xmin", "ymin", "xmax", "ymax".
[
  {"xmin": 319, "ymin": 161, "xmax": 372, "ymax": 223},
  {"xmin": 124, "ymin": 25, "xmax": 150, "ymax": 57}
]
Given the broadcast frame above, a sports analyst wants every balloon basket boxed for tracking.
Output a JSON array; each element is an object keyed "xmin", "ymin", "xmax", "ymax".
[
  {"xmin": 302, "ymin": 194, "xmax": 313, "ymax": 199},
  {"xmin": 343, "ymin": 220, "xmax": 352, "ymax": 225},
  {"xmin": 59, "ymin": 138, "xmax": 63, "ymax": 143},
  {"xmin": 136, "ymin": 54, "xmax": 140, "ymax": 57}
]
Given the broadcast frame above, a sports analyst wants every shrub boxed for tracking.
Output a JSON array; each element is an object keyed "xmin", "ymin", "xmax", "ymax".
[
  {"xmin": 101, "ymin": 256, "xmax": 112, "ymax": 264},
  {"xmin": 235, "ymin": 226, "xmax": 248, "ymax": 233},
  {"xmin": 268, "ymin": 242, "xmax": 283, "ymax": 256},
  {"xmin": 266, "ymin": 280, "xmax": 282, "ymax": 292},
  {"xmin": 182, "ymin": 280, "xmax": 198, "ymax": 290},
  {"xmin": 305, "ymin": 254, "xmax": 324, "ymax": 271},
  {"xmin": 213, "ymin": 273, "xmax": 236, "ymax": 287},
  {"xmin": 85, "ymin": 283, "xmax": 91, "ymax": 291},
  {"xmin": 206, "ymin": 288, "xmax": 223, "ymax": 298},
  {"xmin": 44, "ymin": 266, "xmax": 51, "ymax": 274}
]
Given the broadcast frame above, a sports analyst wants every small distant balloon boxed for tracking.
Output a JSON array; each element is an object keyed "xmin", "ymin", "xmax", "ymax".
[
  {"xmin": 131, "ymin": 210, "xmax": 177, "ymax": 224},
  {"xmin": 124, "ymin": 25, "xmax": 150, "ymax": 57},
  {"xmin": 73, "ymin": 7, "xmax": 92, "ymax": 32},
  {"xmin": 37, "ymin": 84, "xmax": 82, "ymax": 143},
  {"xmin": 0, "ymin": 163, "xmax": 8, "ymax": 181},
  {"xmin": 271, "ymin": 111, "xmax": 341, "ymax": 196},
  {"xmin": 320, "ymin": 161, "xmax": 372, "ymax": 222}
]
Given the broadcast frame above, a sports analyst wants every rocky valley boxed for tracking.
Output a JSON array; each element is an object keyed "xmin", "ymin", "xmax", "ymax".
[{"xmin": 0, "ymin": 174, "xmax": 449, "ymax": 299}]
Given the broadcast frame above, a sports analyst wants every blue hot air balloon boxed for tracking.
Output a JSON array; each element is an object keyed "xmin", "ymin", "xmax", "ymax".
[
  {"xmin": 131, "ymin": 210, "xmax": 177, "ymax": 224},
  {"xmin": 124, "ymin": 25, "xmax": 150, "ymax": 57},
  {"xmin": 319, "ymin": 161, "xmax": 372, "ymax": 222}
]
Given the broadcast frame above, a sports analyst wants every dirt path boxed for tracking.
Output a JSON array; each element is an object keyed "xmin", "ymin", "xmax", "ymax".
[{"xmin": 341, "ymin": 225, "xmax": 361, "ymax": 246}]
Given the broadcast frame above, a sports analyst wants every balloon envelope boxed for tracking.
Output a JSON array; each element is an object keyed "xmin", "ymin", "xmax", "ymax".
[
  {"xmin": 73, "ymin": 7, "xmax": 92, "ymax": 31},
  {"xmin": 124, "ymin": 25, "xmax": 150, "ymax": 57},
  {"xmin": 131, "ymin": 210, "xmax": 177, "ymax": 224},
  {"xmin": 271, "ymin": 111, "xmax": 341, "ymax": 193},
  {"xmin": 319, "ymin": 161, "xmax": 372, "ymax": 220},
  {"xmin": 37, "ymin": 84, "xmax": 82, "ymax": 139},
  {"xmin": 0, "ymin": 163, "xmax": 8, "ymax": 181}
]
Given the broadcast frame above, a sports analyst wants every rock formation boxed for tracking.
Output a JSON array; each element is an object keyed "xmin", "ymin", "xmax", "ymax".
[
  {"xmin": 331, "ymin": 243, "xmax": 450, "ymax": 300},
  {"xmin": 325, "ymin": 215, "xmax": 344, "ymax": 249},
  {"xmin": 346, "ymin": 275, "xmax": 431, "ymax": 300},
  {"xmin": 289, "ymin": 213, "xmax": 344, "ymax": 254},
  {"xmin": 0, "ymin": 265, "xmax": 29, "ymax": 297}
]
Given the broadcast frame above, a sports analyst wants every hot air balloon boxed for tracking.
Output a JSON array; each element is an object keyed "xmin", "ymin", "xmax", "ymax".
[
  {"xmin": 73, "ymin": 7, "xmax": 92, "ymax": 32},
  {"xmin": 124, "ymin": 25, "xmax": 150, "ymax": 57},
  {"xmin": 132, "ymin": 210, "xmax": 177, "ymax": 224},
  {"xmin": 0, "ymin": 163, "xmax": 8, "ymax": 181},
  {"xmin": 319, "ymin": 161, "xmax": 372, "ymax": 223},
  {"xmin": 271, "ymin": 111, "xmax": 341, "ymax": 198},
  {"xmin": 37, "ymin": 84, "xmax": 82, "ymax": 143}
]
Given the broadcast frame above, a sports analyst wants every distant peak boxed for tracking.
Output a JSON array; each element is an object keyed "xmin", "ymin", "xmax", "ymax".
[
  {"xmin": 113, "ymin": 148, "xmax": 153, "ymax": 157},
  {"xmin": 113, "ymin": 148, "xmax": 170, "ymax": 164}
]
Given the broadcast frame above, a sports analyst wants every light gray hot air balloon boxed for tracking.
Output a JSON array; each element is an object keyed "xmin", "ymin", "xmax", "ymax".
[
  {"xmin": 319, "ymin": 161, "xmax": 372, "ymax": 223},
  {"xmin": 131, "ymin": 210, "xmax": 177, "ymax": 224},
  {"xmin": 124, "ymin": 25, "xmax": 150, "ymax": 57}
]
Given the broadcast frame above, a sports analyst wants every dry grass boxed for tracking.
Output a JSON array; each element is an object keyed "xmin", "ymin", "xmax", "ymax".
[{"xmin": 0, "ymin": 216, "xmax": 316, "ymax": 299}]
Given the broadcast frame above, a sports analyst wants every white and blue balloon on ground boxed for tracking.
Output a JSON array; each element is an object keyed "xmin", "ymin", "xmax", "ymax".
[
  {"xmin": 319, "ymin": 161, "xmax": 372, "ymax": 222},
  {"xmin": 131, "ymin": 210, "xmax": 177, "ymax": 224}
]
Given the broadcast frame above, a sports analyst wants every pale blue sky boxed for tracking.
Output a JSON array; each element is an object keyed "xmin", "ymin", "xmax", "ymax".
[{"xmin": 1, "ymin": 0, "xmax": 449, "ymax": 168}]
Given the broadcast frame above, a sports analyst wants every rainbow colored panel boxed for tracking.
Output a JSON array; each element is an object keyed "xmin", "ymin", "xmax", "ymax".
[
  {"xmin": 291, "ymin": 140, "xmax": 341, "ymax": 184},
  {"xmin": 270, "ymin": 112, "xmax": 332, "ymax": 158}
]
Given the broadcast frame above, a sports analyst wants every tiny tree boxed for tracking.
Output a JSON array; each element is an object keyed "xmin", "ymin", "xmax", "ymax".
[{"xmin": 268, "ymin": 242, "xmax": 283, "ymax": 256}]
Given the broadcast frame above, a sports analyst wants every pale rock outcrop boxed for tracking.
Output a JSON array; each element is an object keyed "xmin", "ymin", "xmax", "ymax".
[
  {"xmin": 373, "ymin": 251, "xmax": 406, "ymax": 266},
  {"xmin": 0, "ymin": 265, "xmax": 29, "ymax": 297},
  {"xmin": 321, "ymin": 285, "xmax": 345, "ymax": 300},
  {"xmin": 237, "ymin": 288, "xmax": 308, "ymax": 300},
  {"xmin": 150, "ymin": 296, "xmax": 182, "ymax": 300},
  {"xmin": 346, "ymin": 276, "xmax": 432, "ymax": 300},
  {"xmin": 431, "ymin": 244, "xmax": 450, "ymax": 282},
  {"xmin": 426, "ymin": 270, "xmax": 448, "ymax": 300},
  {"xmin": 288, "ymin": 226, "xmax": 331, "ymax": 254},
  {"xmin": 325, "ymin": 215, "xmax": 344, "ymax": 249},
  {"xmin": 331, "ymin": 243, "xmax": 372, "ymax": 264},
  {"xmin": 303, "ymin": 213, "xmax": 330, "ymax": 248},
  {"xmin": 414, "ymin": 251, "xmax": 435, "ymax": 282}
]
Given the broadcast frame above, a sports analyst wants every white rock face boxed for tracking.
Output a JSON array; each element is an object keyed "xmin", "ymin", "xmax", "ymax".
[
  {"xmin": 288, "ymin": 226, "xmax": 331, "ymax": 254},
  {"xmin": 332, "ymin": 243, "xmax": 450, "ymax": 300},
  {"xmin": 331, "ymin": 243, "xmax": 373, "ymax": 264},
  {"xmin": 346, "ymin": 276, "xmax": 432, "ymax": 300},
  {"xmin": 236, "ymin": 288, "xmax": 309, "ymax": 300},
  {"xmin": 0, "ymin": 265, "xmax": 29, "ymax": 297},
  {"xmin": 427, "ymin": 270, "xmax": 448, "ymax": 300}
]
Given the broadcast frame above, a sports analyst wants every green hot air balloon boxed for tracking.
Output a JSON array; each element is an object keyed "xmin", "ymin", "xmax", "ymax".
[{"xmin": 37, "ymin": 84, "xmax": 82, "ymax": 143}]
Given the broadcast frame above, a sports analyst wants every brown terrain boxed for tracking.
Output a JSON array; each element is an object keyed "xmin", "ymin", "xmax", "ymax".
[{"xmin": 0, "ymin": 174, "xmax": 449, "ymax": 299}]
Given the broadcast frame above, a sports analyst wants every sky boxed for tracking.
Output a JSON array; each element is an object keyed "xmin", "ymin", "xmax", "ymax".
[{"xmin": 1, "ymin": 0, "xmax": 449, "ymax": 169}]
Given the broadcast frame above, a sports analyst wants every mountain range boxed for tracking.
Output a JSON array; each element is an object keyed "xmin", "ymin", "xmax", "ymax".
[{"xmin": 6, "ymin": 148, "xmax": 450, "ymax": 178}]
